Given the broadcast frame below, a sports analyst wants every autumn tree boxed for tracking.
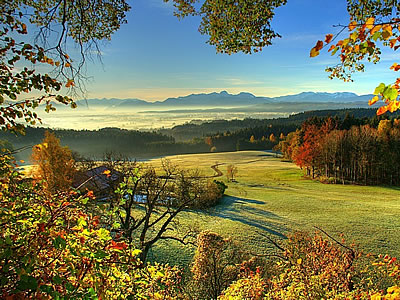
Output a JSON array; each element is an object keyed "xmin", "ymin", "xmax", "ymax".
[
  {"xmin": 226, "ymin": 164, "xmax": 238, "ymax": 182},
  {"xmin": 279, "ymin": 116, "xmax": 400, "ymax": 185},
  {"xmin": 31, "ymin": 131, "xmax": 75, "ymax": 193},
  {"xmin": 269, "ymin": 133, "xmax": 276, "ymax": 143},
  {"xmin": 191, "ymin": 231, "xmax": 243, "ymax": 300}
]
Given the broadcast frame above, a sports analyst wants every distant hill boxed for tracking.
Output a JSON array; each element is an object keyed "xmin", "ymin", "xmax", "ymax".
[
  {"xmin": 71, "ymin": 91, "xmax": 373, "ymax": 110},
  {"xmin": 273, "ymin": 92, "xmax": 373, "ymax": 103}
]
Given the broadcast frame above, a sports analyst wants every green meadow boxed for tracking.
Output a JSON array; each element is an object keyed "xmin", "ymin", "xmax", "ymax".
[{"xmin": 146, "ymin": 150, "xmax": 400, "ymax": 266}]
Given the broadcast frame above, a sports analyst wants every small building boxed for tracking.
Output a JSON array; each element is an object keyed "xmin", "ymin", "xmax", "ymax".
[{"xmin": 73, "ymin": 166, "xmax": 124, "ymax": 201}]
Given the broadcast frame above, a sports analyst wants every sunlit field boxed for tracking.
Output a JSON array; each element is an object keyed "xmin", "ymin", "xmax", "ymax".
[{"xmin": 146, "ymin": 151, "xmax": 400, "ymax": 266}]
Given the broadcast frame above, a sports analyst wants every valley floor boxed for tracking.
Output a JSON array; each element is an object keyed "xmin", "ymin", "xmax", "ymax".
[{"xmin": 147, "ymin": 150, "xmax": 400, "ymax": 266}]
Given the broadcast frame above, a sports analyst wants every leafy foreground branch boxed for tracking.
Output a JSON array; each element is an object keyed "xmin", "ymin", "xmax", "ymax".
[
  {"xmin": 311, "ymin": 1, "xmax": 400, "ymax": 115},
  {"xmin": 0, "ymin": 152, "xmax": 184, "ymax": 299}
]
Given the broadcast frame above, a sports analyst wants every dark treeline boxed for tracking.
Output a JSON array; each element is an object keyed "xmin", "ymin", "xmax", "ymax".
[
  {"xmin": 161, "ymin": 108, "xmax": 398, "ymax": 141},
  {"xmin": 205, "ymin": 124, "xmax": 294, "ymax": 152},
  {"xmin": 0, "ymin": 127, "xmax": 209, "ymax": 162},
  {"xmin": 277, "ymin": 116, "xmax": 400, "ymax": 186}
]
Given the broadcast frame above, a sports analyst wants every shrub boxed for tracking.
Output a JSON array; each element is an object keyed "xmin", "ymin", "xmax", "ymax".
[
  {"xmin": 191, "ymin": 231, "xmax": 243, "ymax": 299},
  {"xmin": 219, "ymin": 271, "xmax": 267, "ymax": 300},
  {"xmin": 193, "ymin": 180, "xmax": 227, "ymax": 209}
]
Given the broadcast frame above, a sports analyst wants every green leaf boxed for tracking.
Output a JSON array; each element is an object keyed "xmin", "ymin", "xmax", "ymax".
[
  {"xmin": 16, "ymin": 275, "xmax": 38, "ymax": 291},
  {"xmin": 371, "ymin": 31, "xmax": 381, "ymax": 41},
  {"xmin": 53, "ymin": 236, "xmax": 66, "ymax": 250},
  {"xmin": 40, "ymin": 284, "xmax": 55, "ymax": 294},
  {"xmin": 97, "ymin": 228, "xmax": 111, "ymax": 241},
  {"xmin": 78, "ymin": 216, "xmax": 87, "ymax": 227},
  {"xmin": 5, "ymin": 235, "xmax": 12, "ymax": 245},
  {"xmin": 94, "ymin": 250, "xmax": 108, "ymax": 259},
  {"xmin": 65, "ymin": 282, "xmax": 74, "ymax": 292},
  {"xmin": 81, "ymin": 197, "xmax": 89, "ymax": 205},
  {"xmin": 112, "ymin": 222, "xmax": 121, "ymax": 229},
  {"xmin": 383, "ymin": 87, "xmax": 398, "ymax": 101},
  {"xmin": 53, "ymin": 275, "xmax": 63, "ymax": 284},
  {"xmin": 88, "ymin": 287, "xmax": 96, "ymax": 296},
  {"xmin": 374, "ymin": 83, "xmax": 386, "ymax": 95}
]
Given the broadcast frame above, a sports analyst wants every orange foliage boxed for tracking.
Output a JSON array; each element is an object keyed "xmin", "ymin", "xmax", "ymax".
[{"xmin": 31, "ymin": 131, "xmax": 76, "ymax": 193}]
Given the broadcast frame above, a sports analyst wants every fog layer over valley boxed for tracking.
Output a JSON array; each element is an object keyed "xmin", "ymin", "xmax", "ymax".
[{"xmin": 41, "ymin": 91, "xmax": 370, "ymax": 130}]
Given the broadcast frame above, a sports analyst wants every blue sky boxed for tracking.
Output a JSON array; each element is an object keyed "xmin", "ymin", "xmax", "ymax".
[{"xmin": 80, "ymin": 0, "xmax": 398, "ymax": 101}]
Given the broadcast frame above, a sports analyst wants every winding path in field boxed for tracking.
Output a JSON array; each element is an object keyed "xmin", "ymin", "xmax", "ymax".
[
  {"xmin": 210, "ymin": 163, "xmax": 224, "ymax": 177},
  {"xmin": 209, "ymin": 156, "xmax": 275, "ymax": 178}
]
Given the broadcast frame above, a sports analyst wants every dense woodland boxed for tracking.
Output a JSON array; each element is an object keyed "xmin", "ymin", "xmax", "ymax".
[{"xmin": 277, "ymin": 116, "xmax": 400, "ymax": 185}]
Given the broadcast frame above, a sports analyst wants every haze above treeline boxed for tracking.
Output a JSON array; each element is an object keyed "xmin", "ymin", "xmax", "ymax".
[{"xmin": 39, "ymin": 91, "xmax": 374, "ymax": 131}]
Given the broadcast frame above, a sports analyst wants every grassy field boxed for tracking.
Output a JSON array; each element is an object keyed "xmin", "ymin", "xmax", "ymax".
[{"xmin": 145, "ymin": 150, "xmax": 400, "ymax": 266}]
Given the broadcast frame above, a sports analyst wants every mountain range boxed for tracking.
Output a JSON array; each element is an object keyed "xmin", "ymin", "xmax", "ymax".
[{"xmin": 71, "ymin": 91, "xmax": 373, "ymax": 110}]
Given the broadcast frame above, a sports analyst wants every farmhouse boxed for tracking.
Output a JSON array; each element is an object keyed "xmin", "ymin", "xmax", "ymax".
[{"xmin": 73, "ymin": 166, "xmax": 123, "ymax": 201}]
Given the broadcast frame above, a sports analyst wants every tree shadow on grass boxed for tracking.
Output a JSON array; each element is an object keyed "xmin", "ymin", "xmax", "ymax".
[
  {"xmin": 207, "ymin": 195, "xmax": 287, "ymax": 239},
  {"xmin": 384, "ymin": 186, "xmax": 400, "ymax": 191}
]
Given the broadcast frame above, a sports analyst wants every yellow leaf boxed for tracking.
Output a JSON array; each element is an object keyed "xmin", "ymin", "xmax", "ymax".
[
  {"xmin": 371, "ymin": 293, "xmax": 382, "ymax": 300},
  {"xmin": 370, "ymin": 25, "xmax": 382, "ymax": 35},
  {"xmin": 388, "ymin": 100, "xmax": 400, "ymax": 113},
  {"xmin": 310, "ymin": 48, "xmax": 319, "ymax": 57},
  {"xmin": 365, "ymin": 17, "xmax": 375, "ymax": 30},
  {"xmin": 390, "ymin": 63, "xmax": 400, "ymax": 71},
  {"xmin": 369, "ymin": 96, "xmax": 379, "ymax": 106},
  {"xmin": 349, "ymin": 21, "xmax": 357, "ymax": 31},
  {"xmin": 297, "ymin": 258, "xmax": 302, "ymax": 265}
]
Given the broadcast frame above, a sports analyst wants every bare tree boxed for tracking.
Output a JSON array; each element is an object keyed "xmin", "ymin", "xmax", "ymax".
[
  {"xmin": 226, "ymin": 164, "xmax": 238, "ymax": 182},
  {"xmin": 107, "ymin": 160, "xmax": 222, "ymax": 262}
]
